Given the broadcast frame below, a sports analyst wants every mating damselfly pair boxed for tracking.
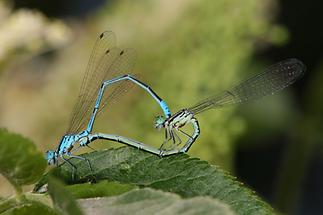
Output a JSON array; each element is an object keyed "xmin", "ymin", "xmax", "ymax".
[{"xmin": 45, "ymin": 31, "xmax": 306, "ymax": 175}]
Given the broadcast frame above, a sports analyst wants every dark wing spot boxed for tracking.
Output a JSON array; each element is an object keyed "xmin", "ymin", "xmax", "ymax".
[
  {"xmin": 120, "ymin": 50, "xmax": 124, "ymax": 55},
  {"xmin": 99, "ymin": 32, "xmax": 105, "ymax": 39},
  {"xmin": 105, "ymin": 49, "xmax": 110, "ymax": 54}
]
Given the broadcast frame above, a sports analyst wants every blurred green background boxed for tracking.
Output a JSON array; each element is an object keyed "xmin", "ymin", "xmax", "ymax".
[{"xmin": 0, "ymin": 0, "xmax": 321, "ymax": 214}]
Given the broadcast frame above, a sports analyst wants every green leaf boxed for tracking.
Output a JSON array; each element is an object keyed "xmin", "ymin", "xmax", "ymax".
[
  {"xmin": 0, "ymin": 198, "xmax": 17, "ymax": 213},
  {"xmin": 0, "ymin": 198, "xmax": 58, "ymax": 215},
  {"xmin": 36, "ymin": 147, "xmax": 274, "ymax": 215},
  {"xmin": 78, "ymin": 188, "xmax": 235, "ymax": 215},
  {"xmin": 47, "ymin": 177, "xmax": 84, "ymax": 215},
  {"xmin": 67, "ymin": 180, "xmax": 136, "ymax": 199},
  {"xmin": 0, "ymin": 128, "xmax": 47, "ymax": 189}
]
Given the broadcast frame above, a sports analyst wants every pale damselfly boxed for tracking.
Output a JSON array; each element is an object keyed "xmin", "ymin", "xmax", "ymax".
[{"xmin": 154, "ymin": 58, "xmax": 306, "ymax": 156}]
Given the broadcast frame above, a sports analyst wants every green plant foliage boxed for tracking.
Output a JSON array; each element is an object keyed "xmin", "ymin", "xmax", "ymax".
[
  {"xmin": 47, "ymin": 177, "xmax": 84, "ymax": 215},
  {"xmin": 0, "ymin": 198, "xmax": 58, "ymax": 215},
  {"xmin": 0, "ymin": 128, "xmax": 47, "ymax": 189},
  {"xmin": 66, "ymin": 180, "xmax": 136, "ymax": 199},
  {"xmin": 78, "ymin": 188, "xmax": 235, "ymax": 215},
  {"xmin": 0, "ymin": 198, "xmax": 18, "ymax": 213},
  {"xmin": 35, "ymin": 147, "xmax": 274, "ymax": 215}
]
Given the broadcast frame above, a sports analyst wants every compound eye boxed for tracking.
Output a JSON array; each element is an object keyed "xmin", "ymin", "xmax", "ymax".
[{"xmin": 155, "ymin": 115, "xmax": 164, "ymax": 124}]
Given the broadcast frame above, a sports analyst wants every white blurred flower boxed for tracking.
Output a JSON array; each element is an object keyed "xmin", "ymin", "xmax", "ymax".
[{"xmin": 0, "ymin": 3, "xmax": 71, "ymax": 62}]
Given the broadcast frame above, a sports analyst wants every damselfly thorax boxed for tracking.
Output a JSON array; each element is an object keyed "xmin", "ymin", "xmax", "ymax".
[
  {"xmin": 164, "ymin": 109, "xmax": 194, "ymax": 129},
  {"xmin": 158, "ymin": 109, "xmax": 200, "ymax": 155}
]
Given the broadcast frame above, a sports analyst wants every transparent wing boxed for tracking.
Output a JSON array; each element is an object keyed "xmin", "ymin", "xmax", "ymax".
[
  {"xmin": 67, "ymin": 31, "xmax": 136, "ymax": 134},
  {"xmin": 188, "ymin": 58, "xmax": 306, "ymax": 115},
  {"xmin": 97, "ymin": 73, "xmax": 136, "ymax": 116}
]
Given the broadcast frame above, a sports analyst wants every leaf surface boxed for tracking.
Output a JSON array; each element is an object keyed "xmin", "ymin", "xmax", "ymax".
[
  {"xmin": 67, "ymin": 180, "xmax": 136, "ymax": 199},
  {"xmin": 0, "ymin": 128, "xmax": 46, "ymax": 187},
  {"xmin": 0, "ymin": 198, "xmax": 58, "ymax": 215},
  {"xmin": 48, "ymin": 177, "xmax": 84, "ymax": 215},
  {"xmin": 36, "ymin": 147, "xmax": 274, "ymax": 215},
  {"xmin": 78, "ymin": 188, "xmax": 235, "ymax": 215}
]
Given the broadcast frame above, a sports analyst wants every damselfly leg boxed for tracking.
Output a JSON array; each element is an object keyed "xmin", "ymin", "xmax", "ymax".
[
  {"xmin": 173, "ymin": 130, "xmax": 182, "ymax": 146},
  {"xmin": 86, "ymin": 145, "xmax": 96, "ymax": 152},
  {"xmin": 159, "ymin": 129, "xmax": 183, "ymax": 154},
  {"xmin": 178, "ymin": 129, "xmax": 194, "ymax": 142},
  {"xmin": 60, "ymin": 155, "xmax": 77, "ymax": 180},
  {"xmin": 64, "ymin": 153, "xmax": 94, "ymax": 181},
  {"xmin": 67, "ymin": 153, "xmax": 93, "ymax": 173}
]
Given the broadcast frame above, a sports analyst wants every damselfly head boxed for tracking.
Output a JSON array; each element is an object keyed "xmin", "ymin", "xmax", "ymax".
[
  {"xmin": 45, "ymin": 150, "xmax": 56, "ymax": 165},
  {"xmin": 154, "ymin": 115, "xmax": 165, "ymax": 129}
]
